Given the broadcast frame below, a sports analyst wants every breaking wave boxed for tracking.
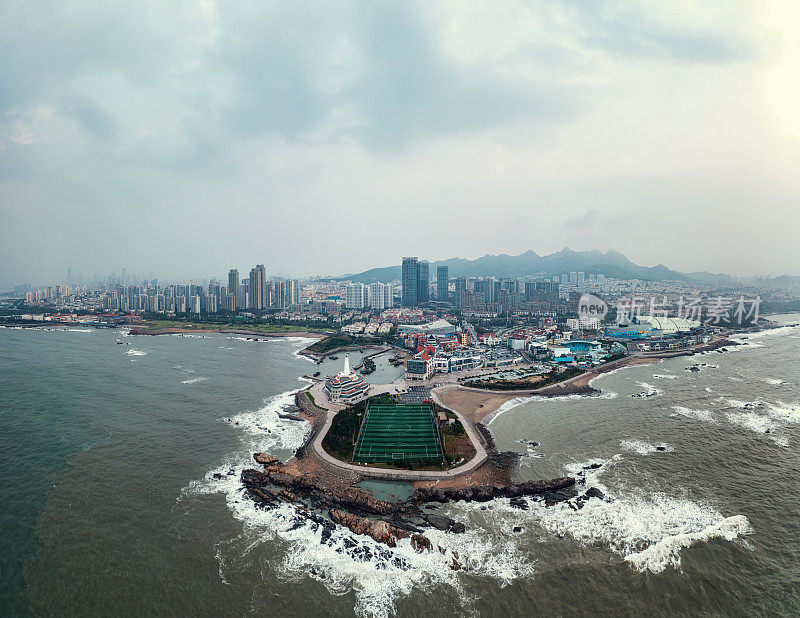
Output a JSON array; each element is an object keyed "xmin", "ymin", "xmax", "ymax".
[
  {"xmin": 767, "ymin": 401, "xmax": 800, "ymax": 424},
  {"xmin": 762, "ymin": 378, "xmax": 790, "ymax": 386},
  {"xmin": 181, "ymin": 377, "xmax": 209, "ymax": 384},
  {"xmin": 225, "ymin": 383, "xmax": 313, "ymax": 453},
  {"xmin": 184, "ymin": 377, "xmax": 538, "ymax": 617},
  {"xmin": 485, "ymin": 389, "xmax": 618, "ymax": 425},
  {"xmin": 455, "ymin": 456, "xmax": 751, "ymax": 575},
  {"xmin": 620, "ymin": 440, "xmax": 674, "ymax": 455},
  {"xmin": 126, "ymin": 349, "xmax": 147, "ymax": 356},
  {"xmin": 724, "ymin": 411, "xmax": 788, "ymax": 447},
  {"xmin": 631, "ymin": 382, "xmax": 663, "ymax": 399},
  {"xmin": 652, "ymin": 374, "xmax": 678, "ymax": 380},
  {"xmin": 671, "ymin": 406, "xmax": 716, "ymax": 424}
]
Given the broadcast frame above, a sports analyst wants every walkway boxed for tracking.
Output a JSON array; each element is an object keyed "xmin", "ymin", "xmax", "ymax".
[{"xmin": 310, "ymin": 387, "xmax": 488, "ymax": 481}]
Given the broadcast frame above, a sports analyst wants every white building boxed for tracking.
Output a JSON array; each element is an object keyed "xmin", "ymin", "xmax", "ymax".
[
  {"xmin": 323, "ymin": 355, "xmax": 369, "ymax": 404},
  {"xmin": 287, "ymin": 279, "xmax": 301, "ymax": 305},
  {"xmin": 346, "ymin": 283, "xmax": 369, "ymax": 309},
  {"xmin": 369, "ymin": 282, "xmax": 393, "ymax": 310},
  {"xmin": 342, "ymin": 321, "xmax": 366, "ymax": 334},
  {"xmin": 567, "ymin": 317, "xmax": 601, "ymax": 331}
]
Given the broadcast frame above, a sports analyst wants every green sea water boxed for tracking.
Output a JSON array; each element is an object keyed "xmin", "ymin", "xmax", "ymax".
[{"xmin": 1, "ymin": 317, "xmax": 799, "ymax": 616}]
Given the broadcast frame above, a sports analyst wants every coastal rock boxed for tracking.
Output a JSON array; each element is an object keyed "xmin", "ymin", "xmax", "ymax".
[
  {"xmin": 329, "ymin": 509, "xmax": 410, "ymax": 547},
  {"xmin": 509, "ymin": 497, "xmax": 529, "ymax": 510},
  {"xmin": 411, "ymin": 533, "xmax": 433, "ymax": 553},
  {"xmin": 253, "ymin": 452, "xmax": 279, "ymax": 466},
  {"xmin": 409, "ymin": 477, "xmax": 575, "ymax": 505},
  {"xmin": 450, "ymin": 522, "xmax": 466, "ymax": 534},
  {"xmin": 245, "ymin": 467, "xmax": 399, "ymax": 516},
  {"xmin": 424, "ymin": 514, "xmax": 455, "ymax": 531},
  {"xmin": 583, "ymin": 487, "xmax": 605, "ymax": 500}
]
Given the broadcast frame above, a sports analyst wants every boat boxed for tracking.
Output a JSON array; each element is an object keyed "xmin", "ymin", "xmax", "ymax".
[
  {"xmin": 329, "ymin": 355, "xmax": 339, "ymax": 360},
  {"xmin": 313, "ymin": 371, "xmax": 321, "ymax": 377}
]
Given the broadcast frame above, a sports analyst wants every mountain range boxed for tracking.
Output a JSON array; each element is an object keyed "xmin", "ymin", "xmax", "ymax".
[{"xmin": 337, "ymin": 249, "xmax": 733, "ymax": 284}]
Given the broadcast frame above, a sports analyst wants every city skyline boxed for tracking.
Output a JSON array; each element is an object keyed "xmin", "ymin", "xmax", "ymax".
[{"xmin": 8, "ymin": 243, "xmax": 800, "ymax": 291}]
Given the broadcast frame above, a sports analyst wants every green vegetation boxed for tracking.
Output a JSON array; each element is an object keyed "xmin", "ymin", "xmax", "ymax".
[
  {"xmin": 139, "ymin": 318, "xmax": 332, "ymax": 335},
  {"xmin": 305, "ymin": 391, "xmax": 324, "ymax": 411},
  {"xmin": 464, "ymin": 366, "xmax": 584, "ymax": 391},
  {"xmin": 434, "ymin": 404, "xmax": 477, "ymax": 467},
  {"xmin": 306, "ymin": 332, "xmax": 394, "ymax": 354},
  {"xmin": 321, "ymin": 394, "xmax": 394, "ymax": 461},
  {"xmin": 321, "ymin": 395, "xmax": 479, "ymax": 471},
  {"xmin": 353, "ymin": 403, "xmax": 443, "ymax": 464}
]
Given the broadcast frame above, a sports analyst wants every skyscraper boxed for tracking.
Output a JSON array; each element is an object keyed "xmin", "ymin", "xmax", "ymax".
[
  {"xmin": 418, "ymin": 262, "xmax": 429, "ymax": 304},
  {"xmin": 249, "ymin": 265, "xmax": 266, "ymax": 309},
  {"xmin": 454, "ymin": 277, "xmax": 466, "ymax": 309},
  {"xmin": 287, "ymin": 279, "xmax": 300, "ymax": 305},
  {"xmin": 228, "ymin": 269, "xmax": 239, "ymax": 311},
  {"xmin": 401, "ymin": 257, "xmax": 419, "ymax": 307},
  {"xmin": 271, "ymin": 279, "xmax": 286, "ymax": 309},
  {"xmin": 436, "ymin": 266, "xmax": 449, "ymax": 302}
]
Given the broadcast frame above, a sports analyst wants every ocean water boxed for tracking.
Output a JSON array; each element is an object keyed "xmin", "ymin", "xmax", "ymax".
[{"xmin": 0, "ymin": 317, "xmax": 798, "ymax": 616}]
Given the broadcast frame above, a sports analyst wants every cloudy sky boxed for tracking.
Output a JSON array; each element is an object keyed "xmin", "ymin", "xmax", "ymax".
[{"xmin": 2, "ymin": 1, "xmax": 800, "ymax": 286}]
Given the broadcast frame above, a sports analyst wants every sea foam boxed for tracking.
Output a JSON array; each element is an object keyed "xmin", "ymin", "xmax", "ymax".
[
  {"xmin": 462, "ymin": 456, "xmax": 751, "ymax": 575},
  {"xmin": 671, "ymin": 406, "xmax": 716, "ymax": 424},
  {"xmin": 620, "ymin": 440, "xmax": 674, "ymax": 455}
]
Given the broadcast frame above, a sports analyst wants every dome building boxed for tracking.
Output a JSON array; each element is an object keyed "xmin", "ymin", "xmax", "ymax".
[{"xmin": 323, "ymin": 355, "xmax": 369, "ymax": 404}]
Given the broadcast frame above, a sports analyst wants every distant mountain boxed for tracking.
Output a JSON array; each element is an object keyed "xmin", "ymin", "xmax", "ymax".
[{"xmin": 338, "ymin": 249, "xmax": 718, "ymax": 283}]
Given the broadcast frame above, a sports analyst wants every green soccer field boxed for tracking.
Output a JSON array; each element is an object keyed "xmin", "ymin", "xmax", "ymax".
[{"xmin": 352, "ymin": 403, "xmax": 444, "ymax": 464}]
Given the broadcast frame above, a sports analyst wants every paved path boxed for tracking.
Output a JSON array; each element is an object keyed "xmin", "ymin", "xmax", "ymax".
[{"xmin": 310, "ymin": 387, "xmax": 488, "ymax": 481}]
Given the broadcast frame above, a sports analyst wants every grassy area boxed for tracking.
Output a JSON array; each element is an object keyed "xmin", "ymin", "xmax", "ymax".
[
  {"xmin": 321, "ymin": 396, "xmax": 387, "ymax": 461},
  {"xmin": 139, "ymin": 319, "xmax": 332, "ymax": 334},
  {"xmin": 307, "ymin": 333, "xmax": 357, "ymax": 353},
  {"xmin": 305, "ymin": 391, "xmax": 324, "ymax": 411},
  {"xmin": 305, "ymin": 333, "xmax": 391, "ymax": 354},
  {"xmin": 321, "ymin": 395, "xmax": 477, "ymax": 470},
  {"xmin": 436, "ymin": 404, "xmax": 477, "ymax": 467},
  {"xmin": 464, "ymin": 366, "xmax": 584, "ymax": 391}
]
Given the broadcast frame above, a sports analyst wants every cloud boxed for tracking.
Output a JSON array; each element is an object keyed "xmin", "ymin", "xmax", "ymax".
[{"xmin": 0, "ymin": 1, "xmax": 797, "ymax": 286}]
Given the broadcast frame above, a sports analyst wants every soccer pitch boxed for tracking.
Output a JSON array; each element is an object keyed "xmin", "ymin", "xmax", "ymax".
[{"xmin": 352, "ymin": 402, "xmax": 444, "ymax": 464}]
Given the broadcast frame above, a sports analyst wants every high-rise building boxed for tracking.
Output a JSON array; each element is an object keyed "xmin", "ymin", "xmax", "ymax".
[
  {"xmin": 483, "ymin": 277, "xmax": 497, "ymax": 304},
  {"xmin": 418, "ymin": 262, "xmax": 429, "ymax": 304},
  {"xmin": 577, "ymin": 271, "xmax": 585, "ymax": 285},
  {"xmin": 369, "ymin": 282, "xmax": 393, "ymax": 310},
  {"xmin": 249, "ymin": 265, "xmax": 266, "ymax": 309},
  {"xmin": 346, "ymin": 283, "xmax": 369, "ymax": 309},
  {"xmin": 454, "ymin": 277, "xmax": 467, "ymax": 309},
  {"xmin": 569, "ymin": 271, "xmax": 578, "ymax": 284},
  {"xmin": 287, "ymin": 279, "xmax": 300, "ymax": 305},
  {"xmin": 436, "ymin": 266, "xmax": 449, "ymax": 302},
  {"xmin": 402, "ymin": 257, "xmax": 419, "ymax": 307},
  {"xmin": 271, "ymin": 279, "xmax": 286, "ymax": 309},
  {"xmin": 228, "ymin": 269, "xmax": 240, "ymax": 311}
]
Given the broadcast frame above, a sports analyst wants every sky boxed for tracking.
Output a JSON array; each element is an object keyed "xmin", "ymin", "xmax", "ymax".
[{"xmin": 2, "ymin": 0, "xmax": 800, "ymax": 286}]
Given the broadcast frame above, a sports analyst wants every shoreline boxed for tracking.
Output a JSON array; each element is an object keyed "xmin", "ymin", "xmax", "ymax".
[{"xmin": 130, "ymin": 325, "xmax": 328, "ymax": 339}]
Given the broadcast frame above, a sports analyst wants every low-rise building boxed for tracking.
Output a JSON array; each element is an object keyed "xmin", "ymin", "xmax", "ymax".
[{"xmin": 323, "ymin": 355, "xmax": 369, "ymax": 404}]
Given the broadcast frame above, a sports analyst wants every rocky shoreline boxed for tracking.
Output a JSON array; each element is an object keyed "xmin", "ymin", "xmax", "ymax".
[{"xmin": 240, "ymin": 452, "xmax": 586, "ymax": 550}]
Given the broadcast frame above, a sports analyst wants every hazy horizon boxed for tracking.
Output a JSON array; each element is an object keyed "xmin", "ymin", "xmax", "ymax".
[{"xmin": 2, "ymin": 2, "xmax": 800, "ymax": 286}]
